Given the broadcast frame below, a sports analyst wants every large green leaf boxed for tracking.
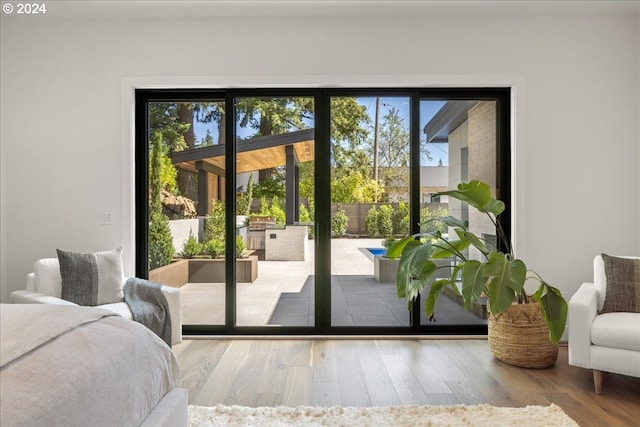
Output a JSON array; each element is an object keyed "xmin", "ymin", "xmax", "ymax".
[
  {"xmin": 396, "ymin": 242, "xmax": 434, "ymax": 301},
  {"xmin": 438, "ymin": 216, "xmax": 468, "ymax": 230},
  {"xmin": 438, "ymin": 181, "xmax": 504, "ymax": 217},
  {"xmin": 454, "ymin": 229, "xmax": 489, "ymax": 257},
  {"xmin": 431, "ymin": 239, "xmax": 470, "ymax": 259},
  {"xmin": 534, "ymin": 282, "xmax": 568, "ymax": 344},
  {"xmin": 424, "ymin": 279, "xmax": 450, "ymax": 320},
  {"xmin": 483, "ymin": 253, "xmax": 526, "ymax": 314},
  {"xmin": 386, "ymin": 236, "xmax": 415, "ymax": 260},
  {"xmin": 460, "ymin": 260, "xmax": 488, "ymax": 311},
  {"xmin": 483, "ymin": 198, "xmax": 505, "ymax": 217}
]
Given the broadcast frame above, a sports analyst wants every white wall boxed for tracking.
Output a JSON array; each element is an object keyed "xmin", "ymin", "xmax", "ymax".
[{"xmin": 1, "ymin": 1, "xmax": 639, "ymax": 302}]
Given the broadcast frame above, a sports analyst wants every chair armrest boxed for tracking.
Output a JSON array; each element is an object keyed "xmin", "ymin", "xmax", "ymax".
[
  {"xmin": 159, "ymin": 286, "xmax": 182, "ymax": 346},
  {"xmin": 568, "ymin": 282, "xmax": 598, "ymax": 369},
  {"xmin": 26, "ymin": 272, "xmax": 37, "ymax": 292},
  {"xmin": 10, "ymin": 290, "xmax": 78, "ymax": 306}
]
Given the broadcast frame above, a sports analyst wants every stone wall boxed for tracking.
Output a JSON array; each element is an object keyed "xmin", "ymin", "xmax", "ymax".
[{"xmin": 161, "ymin": 189, "xmax": 197, "ymax": 220}]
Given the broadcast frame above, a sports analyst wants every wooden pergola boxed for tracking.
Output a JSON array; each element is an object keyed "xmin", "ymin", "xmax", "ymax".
[{"xmin": 171, "ymin": 129, "xmax": 314, "ymax": 223}]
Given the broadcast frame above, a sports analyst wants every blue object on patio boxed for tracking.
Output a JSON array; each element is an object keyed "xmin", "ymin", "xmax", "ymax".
[{"xmin": 367, "ymin": 248, "xmax": 387, "ymax": 257}]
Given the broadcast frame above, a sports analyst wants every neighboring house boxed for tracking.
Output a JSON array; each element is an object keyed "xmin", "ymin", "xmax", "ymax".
[{"xmin": 380, "ymin": 165, "xmax": 449, "ymax": 203}]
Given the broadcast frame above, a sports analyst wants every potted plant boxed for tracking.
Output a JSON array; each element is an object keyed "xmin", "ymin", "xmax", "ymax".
[{"xmin": 388, "ymin": 180, "xmax": 567, "ymax": 368}]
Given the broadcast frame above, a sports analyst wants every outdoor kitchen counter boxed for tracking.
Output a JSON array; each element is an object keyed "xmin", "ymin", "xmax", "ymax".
[{"xmin": 264, "ymin": 224, "xmax": 309, "ymax": 261}]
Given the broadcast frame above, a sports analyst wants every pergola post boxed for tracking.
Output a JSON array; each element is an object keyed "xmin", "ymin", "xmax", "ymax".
[
  {"xmin": 285, "ymin": 145, "xmax": 299, "ymax": 225},
  {"xmin": 195, "ymin": 160, "xmax": 226, "ymax": 217},
  {"xmin": 197, "ymin": 169, "xmax": 209, "ymax": 217}
]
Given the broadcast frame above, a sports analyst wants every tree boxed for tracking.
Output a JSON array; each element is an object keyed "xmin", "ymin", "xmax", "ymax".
[
  {"xmin": 200, "ymin": 129, "xmax": 214, "ymax": 147},
  {"xmin": 149, "ymin": 211, "xmax": 175, "ymax": 269},
  {"xmin": 149, "ymin": 131, "xmax": 163, "ymax": 214},
  {"xmin": 148, "ymin": 130, "xmax": 175, "ymax": 269},
  {"xmin": 377, "ymin": 107, "xmax": 410, "ymax": 201},
  {"xmin": 378, "ymin": 107, "xmax": 410, "ymax": 169},
  {"xmin": 331, "ymin": 172, "xmax": 384, "ymax": 203},
  {"xmin": 330, "ymin": 98, "xmax": 372, "ymax": 181},
  {"xmin": 236, "ymin": 97, "xmax": 314, "ymax": 186},
  {"xmin": 151, "ymin": 97, "xmax": 375, "ymax": 206},
  {"xmin": 149, "ymin": 101, "xmax": 225, "ymax": 201}
]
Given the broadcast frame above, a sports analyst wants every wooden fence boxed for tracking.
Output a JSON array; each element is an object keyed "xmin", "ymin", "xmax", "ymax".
[{"xmin": 329, "ymin": 202, "xmax": 448, "ymax": 237}]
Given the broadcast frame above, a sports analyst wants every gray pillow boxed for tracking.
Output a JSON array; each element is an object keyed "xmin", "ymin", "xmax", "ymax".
[
  {"xmin": 600, "ymin": 253, "xmax": 640, "ymax": 314},
  {"xmin": 57, "ymin": 247, "xmax": 124, "ymax": 306}
]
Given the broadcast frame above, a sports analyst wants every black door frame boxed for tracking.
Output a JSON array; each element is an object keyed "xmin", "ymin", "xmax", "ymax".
[{"xmin": 135, "ymin": 87, "xmax": 510, "ymax": 336}]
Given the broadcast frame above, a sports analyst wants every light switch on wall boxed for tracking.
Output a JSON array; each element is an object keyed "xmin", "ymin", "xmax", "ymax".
[{"xmin": 99, "ymin": 212, "xmax": 113, "ymax": 225}]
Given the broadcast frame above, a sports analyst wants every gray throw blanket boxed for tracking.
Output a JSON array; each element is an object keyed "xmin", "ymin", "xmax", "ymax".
[{"xmin": 123, "ymin": 278, "xmax": 172, "ymax": 346}]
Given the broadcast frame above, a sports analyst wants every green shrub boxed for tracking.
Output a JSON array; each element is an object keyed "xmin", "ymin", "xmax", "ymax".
[
  {"xmin": 159, "ymin": 154, "xmax": 178, "ymax": 194},
  {"xmin": 149, "ymin": 210, "xmax": 175, "ymax": 269},
  {"xmin": 377, "ymin": 204, "xmax": 394, "ymax": 237},
  {"xmin": 205, "ymin": 199, "xmax": 225, "ymax": 241},
  {"xmin": 203, "ymin": 238, "xmax": 225, "ymax": 258},
  {"xmin": 332, "ymin": 207, "xmax": 349, "ymax": 237},
  {"xmin": 365, "ymin": 206, "xmax": 379, "ymax": 237},
  {"xmin": 258, "ymin": 196, "xmax": 270, "ymax": 216},
  {"xmin": 236, "ymin": 236, "xmax": 247, "ymax": 258},
  {"xmin": 393, "ymin": 202, "xmax": 410, "ymax": 235},
  {"xmin": 419, "ymin": 206, "xmax": 449, "ymax": 235},
  {"xmin": 382, "ymin": 236, "xmax": 398, "ymax": 250},
  {"xmin": 236, "ymin": 174, "xmax": 254, "ymax": 216},
  {"xmin": 180, "ymin": 231, "xmax": 202, "ymax": 259},
  {"xmin": 299, "ymin": 202, "xmax": 315, "ymax": 239},
  {"xmin": 270, "ymin": 196, "xmax": 286, "ymax": 225}
]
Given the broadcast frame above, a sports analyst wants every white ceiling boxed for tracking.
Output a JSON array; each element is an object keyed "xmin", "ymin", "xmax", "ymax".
[{"xmin": 40, "ymin": 0, "xmax": 640, "ymax": 19}]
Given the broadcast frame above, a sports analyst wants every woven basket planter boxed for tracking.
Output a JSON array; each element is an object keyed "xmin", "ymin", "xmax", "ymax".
[{"xmin": 488, "ymin": 301, "xmax": 558, "ymax": 369}]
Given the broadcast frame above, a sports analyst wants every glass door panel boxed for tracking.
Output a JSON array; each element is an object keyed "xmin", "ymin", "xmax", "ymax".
[
  {"xmin": 330, "ymin": 96, "xmax": 412, "ymax": 327},
  {"xmin": 148, "ymin": 101, "xmax": 227, "ymax": 326},
  {"xmin": 234, "ymin": 97, "xmax": 315, "ymax": 327},
  {"xmin": 419, "ymin": 99, "xmax": 495, "ymax": 326}
]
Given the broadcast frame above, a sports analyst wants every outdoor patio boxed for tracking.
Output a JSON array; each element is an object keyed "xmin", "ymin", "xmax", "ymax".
[{"xmin": 180, "ymin": 238, "xmax": 487, "ymax": 328}]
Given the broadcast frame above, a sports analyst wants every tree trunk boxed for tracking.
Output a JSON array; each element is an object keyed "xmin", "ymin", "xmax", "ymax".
[
  {"xmin": 177, "ymin": 104, "xmax": 196, "ymax": 149},
  {"xmin": 218, "ymin": 110, "xmax": 226, "ymax": 146},
  {"xmin": 177, "ymin": 103, "xmax": 197, "ymax": 201}
]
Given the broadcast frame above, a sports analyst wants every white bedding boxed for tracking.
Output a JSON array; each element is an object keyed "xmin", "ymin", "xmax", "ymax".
[{"xmin": 0, "ymin": 304, "xmax": 182, "ymax": 426}]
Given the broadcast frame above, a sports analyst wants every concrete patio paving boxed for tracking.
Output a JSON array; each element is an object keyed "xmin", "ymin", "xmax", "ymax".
[{"xmin": 180, "ymin": 238, "xmax": 486, "ymax": 328}]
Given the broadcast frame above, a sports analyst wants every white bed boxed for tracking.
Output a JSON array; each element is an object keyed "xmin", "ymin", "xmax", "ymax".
[{"xmin": 0, "ymin": 304, "xmax": 188, "ymax": 427}]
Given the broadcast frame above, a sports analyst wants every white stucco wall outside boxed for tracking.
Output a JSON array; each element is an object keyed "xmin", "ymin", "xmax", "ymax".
[{"xmin": 1, "ymin": 1, "xmax": 639, "ymax": 303}]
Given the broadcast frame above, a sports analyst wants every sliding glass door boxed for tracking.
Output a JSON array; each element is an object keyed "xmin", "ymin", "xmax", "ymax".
[
  {"xmin": 234, "ymin": 96, "xmax": 316, "ymax": 327},
  {"xmin": 329, "ymin": 95, "xmax": 412, "ymax": 327},
  {"xmin": 136, "ymin": 88, "xmax": 509, "ymax": 336}
]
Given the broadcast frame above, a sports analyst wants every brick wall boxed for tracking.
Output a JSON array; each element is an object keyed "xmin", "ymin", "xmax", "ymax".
[
  {"xmin": 468, "ymin": 101, "xmax": 497, "ymax": 258},
  {"xmin": 265, "ymin": 225, "xmax": 309, "ymax": 261}
]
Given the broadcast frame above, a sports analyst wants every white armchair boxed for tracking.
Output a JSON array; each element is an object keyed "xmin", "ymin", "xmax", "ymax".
[
  {"xmin": 568, "ymin": 255, "xmax": 640, "ymax": 393},
  {"xmin": 10, "ymin": 258, "xmax": 182, "ymax": 346}
]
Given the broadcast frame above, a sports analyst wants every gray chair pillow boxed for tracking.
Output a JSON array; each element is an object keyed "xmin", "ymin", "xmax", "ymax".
[
  {"xmin": 600, "ymin": 253, "xmax": 640, "ymax": 314},
  {"xmin": 57, "ymin": 247, "xmax": 124, "ymax": 306}
]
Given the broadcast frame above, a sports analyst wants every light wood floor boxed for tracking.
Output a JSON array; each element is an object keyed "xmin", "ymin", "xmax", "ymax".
[{"xmin": 173, "ymin": 338, "xmax": 640, "ymax": 426}]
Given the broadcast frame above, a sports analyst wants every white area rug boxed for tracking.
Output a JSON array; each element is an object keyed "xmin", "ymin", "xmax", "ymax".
[{"xmin": 189, "ymin": 403, "xmax": 580, "ymax": 426}]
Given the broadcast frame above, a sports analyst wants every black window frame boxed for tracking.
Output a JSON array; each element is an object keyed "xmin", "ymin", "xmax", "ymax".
[{"xmin": 135, "ymin": 87, "xmax": 511, "ymax": 336}]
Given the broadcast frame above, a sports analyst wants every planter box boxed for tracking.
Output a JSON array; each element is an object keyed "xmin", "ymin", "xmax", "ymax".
[
  {"xmin": 374, "ymin": 256, "xmax": 451, "ymax": 283},
  {"xmin": 189, "ymin": 256, "xmax": 258, "ymax": 283},
  {"xmin": 374, "ymin": 256, "xmax": 400, "ymax": 283},
  {"xmin": 148, "ymin": 256, "xmax": 258, "ymax": 286},
  {"xmin": 149, "ymin": 259, "xmax": 189, "ymax": 288}
]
